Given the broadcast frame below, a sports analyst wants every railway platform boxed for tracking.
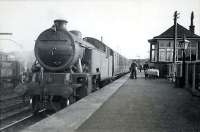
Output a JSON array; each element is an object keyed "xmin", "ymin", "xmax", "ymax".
[{"xmin": 22, "ymin": 72, "xmax": 200, "ymax": 132}]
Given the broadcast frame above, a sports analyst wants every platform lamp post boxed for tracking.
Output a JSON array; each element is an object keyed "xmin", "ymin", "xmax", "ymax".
[{"xmin": 179, "ymin": 34, "xmax": 190, "ymax": 87}]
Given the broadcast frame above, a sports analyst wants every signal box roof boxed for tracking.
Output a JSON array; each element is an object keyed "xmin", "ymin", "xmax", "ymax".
[{"xmin": 154, "ymin": 23, "xmax": 200, "ymax": 39}]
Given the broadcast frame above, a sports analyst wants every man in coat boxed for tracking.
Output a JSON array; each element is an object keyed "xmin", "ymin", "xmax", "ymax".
[{"xmin": 130, "ymin": 61, "xmax": 137, "ymax": 79}]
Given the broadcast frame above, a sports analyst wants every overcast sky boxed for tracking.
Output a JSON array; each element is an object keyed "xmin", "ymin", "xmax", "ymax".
[{"xmin": 0, "ymin": 0, "xmax": 199, "ymax": 59}]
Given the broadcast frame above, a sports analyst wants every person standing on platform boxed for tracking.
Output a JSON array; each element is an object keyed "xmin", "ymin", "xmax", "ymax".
[
  {"xmin": 130, "ymin": 61, "xmax": 137, "ymax": 79},
  {"xmin": 143, "ymin": 63, "xmax": 149, "ymax": 79},
  {"xmin": 138, "ymin": 64, "xmax": 142, "ymax": 72}
]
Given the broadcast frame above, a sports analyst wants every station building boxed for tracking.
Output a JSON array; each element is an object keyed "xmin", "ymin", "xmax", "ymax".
[{"xmin": 148, "ymin": 12, "xmax": 200, "ymax": 94}]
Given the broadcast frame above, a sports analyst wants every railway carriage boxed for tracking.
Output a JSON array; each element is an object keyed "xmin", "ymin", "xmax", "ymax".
[
  {"xmin": 84, "ymin": 37, "xmax": 130, "ymax": 80},
  {"xmin": 20, "ymin": 19, "xmax": 130, "ymax": 113}
]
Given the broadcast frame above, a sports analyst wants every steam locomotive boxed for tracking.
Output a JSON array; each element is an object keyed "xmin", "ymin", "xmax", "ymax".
[{"xmin": 25, "ymin": 20, "xmax": 130, "ymax": 113}]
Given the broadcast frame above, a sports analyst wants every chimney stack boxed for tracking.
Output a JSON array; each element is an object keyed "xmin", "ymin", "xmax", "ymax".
[
  {"xmin": 189, "ymin": 11, "xmax": 195, "ymax": 34},
  {"xmin": 54, "ymin": 19, "xmax": 68, "ymax": 30}
]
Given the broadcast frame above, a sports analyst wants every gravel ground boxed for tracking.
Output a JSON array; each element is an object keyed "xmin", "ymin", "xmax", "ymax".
[{"xmin": 76, "ymin": 72, "xmax": 200, "ymax": 132}]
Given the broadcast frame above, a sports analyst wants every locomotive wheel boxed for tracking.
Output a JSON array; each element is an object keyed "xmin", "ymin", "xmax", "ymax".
[{"xmin": 50, "ymin": 96, "xmax": 72, "ymax": 112}]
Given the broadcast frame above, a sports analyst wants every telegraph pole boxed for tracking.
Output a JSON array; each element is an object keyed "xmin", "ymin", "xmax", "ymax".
[
  {"xmin": 173, "ymin": 11, "xmax": 180, "ymax": 81},
  {"xmin": 173, "ymin": 11, "xmax": 179, "ymax": 83},
  {"xmin": 173, "ymin": 11, "xmax": 179, "ymax": 62}
]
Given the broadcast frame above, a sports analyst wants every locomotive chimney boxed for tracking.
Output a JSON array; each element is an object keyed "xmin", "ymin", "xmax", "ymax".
[
  {"xmin": 53, "ymin": 19, "xmax": 68, "ymax": 30},
  {"xmin": 189, "ymin": 11, "xmax": 195, "ymax": 34}
]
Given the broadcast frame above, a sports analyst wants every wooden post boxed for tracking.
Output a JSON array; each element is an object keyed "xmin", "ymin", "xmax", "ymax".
[{"xmin": 173, "ymin": 11, "xmax": 179, "ymax": 63}]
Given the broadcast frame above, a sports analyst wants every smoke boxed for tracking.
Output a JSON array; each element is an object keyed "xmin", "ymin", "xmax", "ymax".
[{"xmin": 0, "ymin": 35, "xmax": 35, "ymax": 71}]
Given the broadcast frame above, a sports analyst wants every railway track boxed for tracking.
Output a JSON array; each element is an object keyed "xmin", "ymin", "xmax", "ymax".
[
  {"xmin": 0, "ymin": 109, "xmax": 48, "ymax": 132},
  {"xmin": 0, "ymin": 91, "xmax": 32, "ymax": 132},
  {"xmin": 0, "ymin": 93, "xmax": 31, "ymax": 119}
]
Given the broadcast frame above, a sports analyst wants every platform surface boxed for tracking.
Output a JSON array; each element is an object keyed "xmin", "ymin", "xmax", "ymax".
[{"xmin": 76, "ymin": 72, "xmax": 200, "ymax": 132}]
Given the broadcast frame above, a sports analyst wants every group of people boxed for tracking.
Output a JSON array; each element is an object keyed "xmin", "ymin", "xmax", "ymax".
[{"xmin": 129, "ymin": 61, "xmax": 149, "ymax": 79}]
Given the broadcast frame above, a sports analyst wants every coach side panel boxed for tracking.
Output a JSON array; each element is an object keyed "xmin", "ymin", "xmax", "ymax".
[
  {"xmin": 90, "ymin": 49, "xmax": 113, "ymax": 80},
  {"xmin": 113, "ymin": 52, "xmax": 130, "ymax": 76}
]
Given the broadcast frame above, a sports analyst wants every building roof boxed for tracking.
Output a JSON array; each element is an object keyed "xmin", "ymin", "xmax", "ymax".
[{"xmin": 154, "ymin": 23, "xmax": 200, "ymax": 39}]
